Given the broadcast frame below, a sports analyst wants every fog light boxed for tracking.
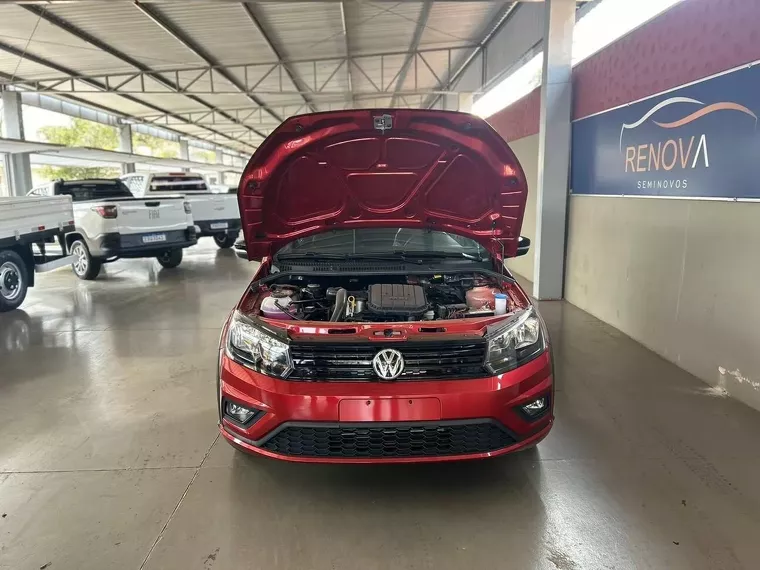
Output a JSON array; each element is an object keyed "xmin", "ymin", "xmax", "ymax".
[
  {"xmin": 521, "ymin": 396, "xmax": 548, "ymax": 418},
  {"xmin": 224, "ymin": 401, "xmax": 257, "ymax": 424}
]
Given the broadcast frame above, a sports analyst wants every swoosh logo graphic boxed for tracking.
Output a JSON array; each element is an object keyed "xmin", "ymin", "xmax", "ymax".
[
  {"xmin": 619, "ymin": 97, "xmax": 703, "ymax": 151},
  {"xmin": 653, "ymin": 102, "xmax": 758, "ymax": 128}
]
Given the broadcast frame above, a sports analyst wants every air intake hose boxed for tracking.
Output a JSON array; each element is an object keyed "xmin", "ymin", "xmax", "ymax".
[{"xmin": 330, "ymin": 288, "xmax": 348, "ymax": 322}]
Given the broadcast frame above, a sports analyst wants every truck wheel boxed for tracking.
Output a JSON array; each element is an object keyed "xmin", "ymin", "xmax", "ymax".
[
  {"xmin": 0, "ymin": 250, "xmax": 28, "ymax": 312},
  {"xmin": 70, "ymin": 239, "xmax": 102, "ymax": 280},
  {"xmin": 213, "ymin": 232, "xmax": 237, "ymax": 249},
  {"xmin": 157, "ymin": 248, "xmax": 183, "ymax": 269}
]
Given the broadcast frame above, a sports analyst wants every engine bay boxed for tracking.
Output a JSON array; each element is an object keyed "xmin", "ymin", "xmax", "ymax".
[{"xmin": 254, "ymin": 273, "xmax": 521, "ymax": 323}]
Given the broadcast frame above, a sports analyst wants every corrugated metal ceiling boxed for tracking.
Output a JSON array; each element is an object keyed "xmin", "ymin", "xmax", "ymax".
[{"xmin": 0, "ymin": 1, "xmax": 513, "ymax": 154}]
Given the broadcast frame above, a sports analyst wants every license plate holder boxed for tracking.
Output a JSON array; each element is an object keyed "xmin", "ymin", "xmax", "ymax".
[
  {"xmin": 210, "ymin": 222, "xmax": 229, "ymax": 230},
  {"xmin": 142, "ymin": 233, "xmax": 167, "ymax": 244},
  {"xmin": 339, "ymin": 398, "xmax": 441, "ymax": 421}
]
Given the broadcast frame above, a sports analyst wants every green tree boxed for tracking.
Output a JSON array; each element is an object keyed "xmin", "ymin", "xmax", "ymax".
[
  {"xmin": 190, "ymin": 147, "xmax": 216, "ymax": 164},
  {"xmin": 35, "ymin": 118, "xmax": 181, "ymax": 182},
  {"xmin": 36, "ymin": 118, "xmax": 120, "ymax": 181},
  {"xmin": 133, "ymin": 132, "xmax": 179, "ymax": 158}
]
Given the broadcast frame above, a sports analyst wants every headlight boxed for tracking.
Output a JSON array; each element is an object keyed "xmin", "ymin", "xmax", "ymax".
[
  {"xmin": 226, "ymin": 310, "xmax": 293, "ymax": 378},
  {"xmin": 485, "ymin": 306, "xmax": 546, "ymax": 374}
]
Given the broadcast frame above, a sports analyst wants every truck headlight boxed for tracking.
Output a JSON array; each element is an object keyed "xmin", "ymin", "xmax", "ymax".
[
  {"xmin": 485, "ymin": 307, "xmax": 546, "ymax": 374},
  {"xmin": 226, "ymin": 310, "xmax": 293, "ymax": 378}
]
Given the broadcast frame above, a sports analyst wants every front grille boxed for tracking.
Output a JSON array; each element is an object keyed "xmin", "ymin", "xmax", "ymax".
[
  {"xmin": 288, "ymin": 341, "xmax": 487, "ymax": 381},
  {"xmin": 260, "ymin": 420, "xmax": 516, "ymax": 458}
]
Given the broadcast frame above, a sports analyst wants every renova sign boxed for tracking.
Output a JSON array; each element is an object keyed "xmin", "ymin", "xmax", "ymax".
[{"xmin": 572, "ymin": 65, "xmax": 760, "ymax": 199}]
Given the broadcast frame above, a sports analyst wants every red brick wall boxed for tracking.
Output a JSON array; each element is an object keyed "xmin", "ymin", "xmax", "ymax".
[
  {"xmin": 486, "ymin": 87, "xmax": 541, "ymax": 142},
  {"xmin": 573, "ymin": 0, "xmax": 760, "ymax": 119},
  {"xmin": 487, "ymin": 0, "xmax": 760, "ymax": 140}
]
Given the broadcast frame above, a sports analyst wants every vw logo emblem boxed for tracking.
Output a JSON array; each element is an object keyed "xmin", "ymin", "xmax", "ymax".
[{"xmin": 372, "ymin": 348, "xmax": 405, "ymax": 380}]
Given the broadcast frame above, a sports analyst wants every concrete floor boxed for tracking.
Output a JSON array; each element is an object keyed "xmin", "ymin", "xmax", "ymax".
[{"xmin": 1, "ymin": 240, "xmax": 760, "ymax": 570}]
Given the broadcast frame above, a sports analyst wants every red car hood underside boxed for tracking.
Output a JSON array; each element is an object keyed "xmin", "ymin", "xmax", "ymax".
[{"xmin": 237, "ymin": 109, "xmax": 528, "ymax": 259}]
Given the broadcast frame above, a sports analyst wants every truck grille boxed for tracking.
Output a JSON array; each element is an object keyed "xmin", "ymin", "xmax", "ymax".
[
  {"xmin": 288, "ymin": 341, "xmax": 488, "ymax": 381},
  {"xmin": 260, "ymin": 420, "xmax": 516, "ymax": 459}
]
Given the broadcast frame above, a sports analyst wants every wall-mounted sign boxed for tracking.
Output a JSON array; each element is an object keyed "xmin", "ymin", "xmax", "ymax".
[{"xmin": 571, "ymin": 64, "xmax": 760, "ymax": 198}]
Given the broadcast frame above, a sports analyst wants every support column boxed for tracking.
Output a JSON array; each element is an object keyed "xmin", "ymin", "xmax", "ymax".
[
  {"xmin": 118, "ymin": 124, "xmax": 135, "ymax": 174},
  {"xmin": 442, "ymin": 94, "xmax": 458, "ymax": 111},
  {"xmin": 1, "ymin": 91, "xmax": 33, "ymax": 196},
  {"xmin": 533, "ymin": 0, "xmax": 574, "ymax": 300},
  {"xmin": 179, "ymin": 139, "xmax": 190, "ymax": 173},
  {"xmin": 2, "ymin": 155, "xmax": 12, "ymax": 198},
  {"xmin": 215, "ymin": 150, "xmax": 225, "ymax": 186},
  {"xmin": 458, "ymin": 93, "xmax": 474, "ymax": 113}
]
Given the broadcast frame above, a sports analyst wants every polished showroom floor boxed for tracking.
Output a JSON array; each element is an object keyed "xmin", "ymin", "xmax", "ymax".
[{"xmin": 1, "ymin": 240, "xmax": 759, "ymax": 570}]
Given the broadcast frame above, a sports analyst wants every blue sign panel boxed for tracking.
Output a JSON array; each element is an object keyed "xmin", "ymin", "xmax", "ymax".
[{"xmin": 571, "ymin": 64, "xmax": 760, "ymax": 198}]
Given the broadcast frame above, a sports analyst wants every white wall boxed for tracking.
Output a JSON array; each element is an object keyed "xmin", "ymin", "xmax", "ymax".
[
  {"xmin": 505, "ymin": 134, "xmax": 539, "ymax": 281},
  {"xmin": 502, "ymin": 134, "xmax": 760, "ymax": 412},
  {"xmin": 565, "ymin": 196, "xmax": 760, "ymax": 412}
]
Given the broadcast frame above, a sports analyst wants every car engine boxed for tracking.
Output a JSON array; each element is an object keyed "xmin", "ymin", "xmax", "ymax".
[{"xmin": 255, "ymin": 273, "xmax": 515, "ymax": 322}]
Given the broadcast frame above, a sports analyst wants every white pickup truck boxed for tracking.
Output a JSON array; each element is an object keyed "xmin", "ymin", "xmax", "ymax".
[
  {"xmin": 120, "ymin": 172, "xmax": 240, "ymax": 248},
  {"xmin": 0, "ymin": 195, "xmax": 76, "ymax": 311},
  {"xmin": 28, "ymin": 179, "xmax": 197, "ymax": 280}
]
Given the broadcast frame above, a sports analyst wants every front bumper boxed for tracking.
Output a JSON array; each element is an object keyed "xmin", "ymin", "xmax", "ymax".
[
  {"xmin": 219, "ymin": 350, "xmax": 553, "ymax": 463},
  {"xmin": 90, "ymin": 228, "xmax": 197, "ymax": 258}
]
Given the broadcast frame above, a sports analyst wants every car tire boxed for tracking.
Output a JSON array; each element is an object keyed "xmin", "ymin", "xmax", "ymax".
[
  {"xmin": 0, "ymin": 250, "xmax": 29, "ymax": 312},
  {"xmin": 70, "ymin": 239, "xmax": 102, "ymax": 280},
  {"xmin": 157, "ymin": 248, "xmax": 183, "ymax": 269},
  {"xmin": 213, "ymin": 232, "xmax": 237, "ymax": 249}
]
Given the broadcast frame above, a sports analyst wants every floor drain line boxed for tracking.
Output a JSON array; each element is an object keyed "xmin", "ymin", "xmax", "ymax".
[{"xmin": 138, "ymin": 433, "xmax": 220, "ymax": 570}]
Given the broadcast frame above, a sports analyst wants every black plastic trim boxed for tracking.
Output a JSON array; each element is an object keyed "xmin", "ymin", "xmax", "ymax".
[
  {"xmin": 90, "ymin": 229, "xmax": 197, "ymax": 258},
  {"xmin": 288, "ymin": 339, "xmax": 489, "ymax": 382},
  {"xmin": 249, "ymin": 418, "xmax": 521, "ymax": 460}
]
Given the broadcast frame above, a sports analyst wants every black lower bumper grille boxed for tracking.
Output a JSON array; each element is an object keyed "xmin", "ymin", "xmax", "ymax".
[
  {"xmin": 260, "ymin": 420, "xmax": 516, "ymax": 458},
  {"xmin": 289, "ymin": 341, "xmax": 488, "ymax": 381}
]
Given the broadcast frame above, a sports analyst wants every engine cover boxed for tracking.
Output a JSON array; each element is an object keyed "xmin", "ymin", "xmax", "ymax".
[{"xmin": 367, "ymin": 284, "xmax": 427, "ymax": 316}]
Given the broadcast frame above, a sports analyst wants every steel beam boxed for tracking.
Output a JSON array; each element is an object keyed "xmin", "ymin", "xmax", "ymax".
[
  {"xmin": 134, "ymin": 2, "xmax": 282, "ymax": 123},
  {"xmin": 20, "ymin": 5, "xmax": 267, "ymax": 144},
  {"xmin": 134, "ymin": 92, "xmax": 442, "ymax": 124},
  {"xmin": 9, "ymin": 86, "xmax": 458, "ymax": 98},
  {"xmin": 0, "ymin": 71, "xmax": 255, "ymax": 156},
  {"xmin": 0, "ymin": 47, "xmax": 471, "ymax": 92},
  {"xmin": 389, "ymin": 1, "xmax": 431, "ymax": 108},
  {"xmin": 425, "ymin": 2, "xmax": 519, "ymax": 109},
  {"xmin": 339, "ymin": 1, "xmax": 355, "ymax": 107},
  {"xmin": 240, "ymin": 2, "xmax": 317, "ymax": 113}
]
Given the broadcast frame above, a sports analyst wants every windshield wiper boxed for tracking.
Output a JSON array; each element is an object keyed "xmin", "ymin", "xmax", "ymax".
[
  {"xmin": 342, "ymin": 252, "xmax": 424, "ymax": 264},
  {"xmin": 389, "ymin": 250, "xmax": 487, "ymax": 261},
  {"xmin": 276, "ymin": 251, "xmax": 424, "ymax": 265},
  {"xmin": 275, "ymin": 252, "xmax": 352, "ymax": 261},
  {"xmin": 276, "ymin": 251, "xmax": 485, "ymax": 264}
]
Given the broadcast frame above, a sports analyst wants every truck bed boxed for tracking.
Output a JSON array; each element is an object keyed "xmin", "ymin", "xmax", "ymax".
[{"xmin": 0, "ymin": 196, "xmax": 74, "ymax": 245}]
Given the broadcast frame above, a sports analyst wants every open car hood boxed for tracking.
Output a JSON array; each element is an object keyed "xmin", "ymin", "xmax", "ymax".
[{"xmin": 238, "ymin": 109, "xmax": 528, "ymax": 260}]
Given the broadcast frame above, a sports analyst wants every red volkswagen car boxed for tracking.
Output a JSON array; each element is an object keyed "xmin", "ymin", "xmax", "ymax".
[{"xmin": 218, "ymin": 109, "xmax": 554, "ymax": 463}]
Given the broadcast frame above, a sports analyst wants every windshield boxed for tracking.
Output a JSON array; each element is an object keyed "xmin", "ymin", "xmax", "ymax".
[
  {"xmin": 276, "ymin": 228, "xmax": 489, "ymax": 259},
  {"xmin": 59, "ymin": 181, "xmax": 133, "ymax": 202}
]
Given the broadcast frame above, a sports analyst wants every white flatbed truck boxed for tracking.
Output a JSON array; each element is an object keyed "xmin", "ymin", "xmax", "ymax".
[{"xmin": 0, "ymin": 195, "xmax": 76, "ymax": 312}]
